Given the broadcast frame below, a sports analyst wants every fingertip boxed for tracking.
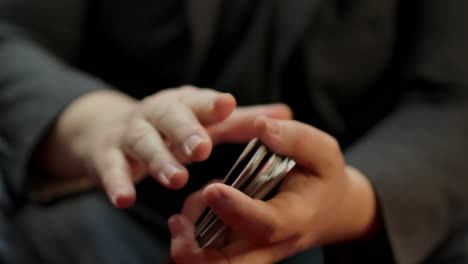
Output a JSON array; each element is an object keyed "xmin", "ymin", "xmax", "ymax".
[
  {"xmin": 169, "ymin": 214, "xmax": 197, "ymax": 244},
  {"xmin": 205, "ymin": 93, "xmax": 237, "ymax": 126},
  {"xmin": 254, "ymin": 115, "xmax": 270, "ymax": 131},
  {"xmin": 168, "ymin": 214, "xmax": 183, "ymax": 238},
  {"xmin": 254, "ymin": 116, "xmax": 280, "ymax": 138},
  {"xmin": 167, "ymin": 170, "xmax": 189, "ymax": 190},
  {"xmin": 99, "ymin": 148, "xmax": 137, "ymax": 209},
  {"xmin": 155, "ymin": 166, "xmax": 189, "ymax": 190},
  {"xmin": 203, "ymin": 183, "xmax": 227, "ymax": 208},
  {"xmin": 269, "ymin": 104, "xmax": 294, "ymax": 120},
  {"xmin": 213, "ymin": 93, "xmax": 237, "ymax": 117},
  {"xmin": 110, "ymin": 189, "xmax": 136, "ymax": 209},
  {"xmin": 169, "ymin": 214, "xmax": 201, "ymax": 263},
  {"xmin": 188, "ymin": 137, "xmax": 212, "ymax": 162}
]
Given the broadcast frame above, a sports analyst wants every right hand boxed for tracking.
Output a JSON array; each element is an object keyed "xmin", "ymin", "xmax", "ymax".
[
  {"xmin": 168, "ymin": 117, "xmax": 379, "ymax": 264},
  {"xmin": 39, "ymin": 86, "xmax": 292, "ymax": 208}
]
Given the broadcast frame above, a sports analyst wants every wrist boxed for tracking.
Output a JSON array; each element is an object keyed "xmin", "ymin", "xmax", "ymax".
[
  {"xmin": 340, "ymin": 166, "xmax": 382, "ymax": 241},
  {"xmin": 310, "ymin": 166, "xmax": 381, "ymax": 248}
]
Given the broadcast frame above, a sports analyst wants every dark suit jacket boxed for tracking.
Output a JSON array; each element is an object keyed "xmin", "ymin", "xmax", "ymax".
[{"xmin": 0, "ymin": 0, "xmax": 467, "ymax": 263}]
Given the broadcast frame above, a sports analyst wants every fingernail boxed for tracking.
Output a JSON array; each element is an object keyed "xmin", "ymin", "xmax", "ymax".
[
  {"xmin": 158, "ymin": 163, "xmax": 180, "ymax": 185},
  {"xmin": 168, "ymin": 215, "xmax": 182, "ymax": 239},
  {"xmin": 110, "ymin": 188, "xmax": 135, "ymax": 208},
  {"xmin": 211, "ymin": 93, "xmax": 232, "ymax": 110},
  {"xmin": 184, "ymin": 134, "xmax": 205, "ymax": 156}
]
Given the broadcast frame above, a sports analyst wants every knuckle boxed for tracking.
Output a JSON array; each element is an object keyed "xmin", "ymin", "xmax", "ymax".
[
  {"xmin": 321, "ymin": 134, "xmax": 344, "ymax": 167},
  {"xmin": 178, "ymin": 85, "xmax": 198, "ymax": 93},
  {"xmin": 140, "ymin": 92, "xmax": 175, "ymax": 116},
  {"xmin": 92, "ymin": 147, "xmax": 115, "ymax": 172},
  {"xmin": 147, "ymin": 155, "xmax": 170, "ymax": 173},
  {"xmin": 142, "ymin": 95, "xmax": 174, "ymax": 123},
  {"xmin": 140, "ymin": 95, "xmax": 155, "ymax": 106},
  {"xmin": 197, "ymin": 87, "xmax": 216, "ymax": 94},
  {"xmin": 143, "ymin": 100, "xmax": 172, "ymax": 124},
  {"xmin": 95, "ymin": 153, "xmax": 112, "ymax": 171},
  {"xmin": 322, "ymin": 134, "xmax": 340, "ymax": 153},
  {"xmin": 151, "ymin": 106, "xmax": 172, "ymax": 127},
  {"xmin": 172, "ymin": 242, "xmax": 193, "ymax": 263},
  {"xmin": 147, "ymin": 158, "xmax": 162, "ymax": 173},
  {"xmin": 140, "ymin": 93, "xmax": 165, "ymax": 109},
  {"xmin": 124, "ymin": 120, "xmax": 152, "ymax": 153},
  {"xmin": 259, "ymin": 227, "xmax": 279, "ymax": 244},
  {"xmin": 90, "ymin": 154, "xmax": 106, "ymax": 181},
  {"xmin": 256, "ymin": 219, "xmax": 283, "ymax": 244},
  {"xmin": 126, "ymin": 120, "xmax": 150, "ymax": 143},
  {"xmin": 178, "ymin": 122, "xmax": 202, "ymax": 137}
]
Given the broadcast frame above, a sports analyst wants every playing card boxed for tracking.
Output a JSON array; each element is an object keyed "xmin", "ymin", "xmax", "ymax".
[{"xmin": 195, "ymin": 138, "xmax": 296, "ymax": 248}]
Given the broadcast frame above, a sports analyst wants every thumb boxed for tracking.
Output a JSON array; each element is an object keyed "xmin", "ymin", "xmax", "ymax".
[
  {"xmin": 203, "ymin": 183, "xmax": 287, "ymax": 244},
  {"xmin": 254, "ymin": 116, "xmax": 344, "ymax": 176}
]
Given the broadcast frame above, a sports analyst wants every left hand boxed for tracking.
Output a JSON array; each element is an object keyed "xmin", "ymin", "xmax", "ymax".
[
  {"xmin": 168, "ymin": 117, "xmax": 381, "ymax": 264},
  {"xmin": 38, "ymin": 87, "xmax": 292, "ymax": 208}
]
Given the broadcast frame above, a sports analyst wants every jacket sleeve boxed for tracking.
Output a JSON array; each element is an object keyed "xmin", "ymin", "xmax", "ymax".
[
  {"xmin": 0, "ymin": 0, "xmax": 111, "ymax": 200},
  {"xmin": 344, "ymin": 1, "xmax": 468, "ymax": 263}
]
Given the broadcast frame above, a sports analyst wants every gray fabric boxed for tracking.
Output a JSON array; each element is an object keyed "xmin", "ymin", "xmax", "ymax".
[
  {"xmin": 0, "ymin": 0, "xmax": 111, "ymax": 198},
  {"xmin": 8, "ymin": 192, "xmax": 170, "ymax": 264},
  {"xmin": 0, "ymin": 0, "xmax": 467, "ymax": 263},
  {"xmin": 344, "ymin": 1, "xmax": 468, "ymax": 263},
  {"xmin": 0, "ymin": 170, "xmax": 11, "ymax": 263}
]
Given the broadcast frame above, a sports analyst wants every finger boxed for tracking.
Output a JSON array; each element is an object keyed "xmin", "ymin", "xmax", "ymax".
[
  {"xmin": 143, "ymin": 87, "xmax": 236, "ymax": 162},
  {"xmin": 181, "ymin": 179, "xmax": 223, "ymax": 223},
  {"xmin": 170, "ymin": 214, "xmax": 296, "ymax": 264},
  {"xmin": 123, "ymin": 118, "xmax": 188, "ymax": 189},
  {"xmin": 203, "ymin": 183, "xmax": 289, "ymax": 244},
  {"xmin": 208, "ymin": 104, "xmax": 293, "ymax": 144},
  {"xmin": 145, "ymin": 99, "xmax": 212, "ymax": 162},
  {"xmin": 169, "ymin": 214, "xmax": 226, "ymax": 264},
  {"xmin": 169, "ymin": 214, "xmax": 200, "ymax": 263},
  {"xmin": 172, "ymin": 86, "xmax": 236, "ymax": 126},
  {"xmin": 254, "ymin": 116, "xmax": 344, "ymax": 176},
  {"xmin": 181, "ymin": 191, "xmax": 205, "ymax": 223},
  {"xmin": 94, "ymin": 147, "xmax": 136, "ymax": 208}
]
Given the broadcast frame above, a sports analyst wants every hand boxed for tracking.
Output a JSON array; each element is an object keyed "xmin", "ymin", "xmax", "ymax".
[
  {"xmin": 169, "ymin": 182, "xmax": 295, "ymax": 264},
  {"xmin": 169, "ymin": 117, "xmax": 380, "ymax": 264},
  {"xmin": 38, "ymin": 86, "xmax": 292, "ymax": 208}
]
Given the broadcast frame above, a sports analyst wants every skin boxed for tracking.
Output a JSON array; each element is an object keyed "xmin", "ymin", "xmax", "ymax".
[
  {"xmin": 38, "ymin": 86, "xmax": 293, "ymax": 208},
  {"xmin": 169, "ymin": 117, "xmax": 380, "ymax": 264},
  {"xmin": 37, "ymin": 86, "xmax": 379, "ymax": 262}
]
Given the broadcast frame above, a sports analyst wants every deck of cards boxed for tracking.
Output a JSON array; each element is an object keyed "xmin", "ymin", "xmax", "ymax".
[{"xmin": 195, "ymin": 138, "xmax": 296, "ymax": 248}]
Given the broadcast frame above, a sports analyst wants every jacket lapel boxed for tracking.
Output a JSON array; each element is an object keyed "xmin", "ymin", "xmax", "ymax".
[{"xmin": 186, "ymin": 0, "xmax": 222, "ymax": 81}]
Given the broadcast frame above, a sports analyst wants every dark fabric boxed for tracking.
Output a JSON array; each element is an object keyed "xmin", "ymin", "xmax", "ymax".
[
  {"xmin": 0, "ymin": 0, "xmax": 467, "ymax": 263},
  {"xmin": 79, "ymin": 0, "xmax": 191, "ymax": 98},
  {"xmin": 8, "ymin": 192, "xmax": 169, "ymax": 264},
  {"xmin": 343, "ymin": 1, "xmax": 468, "ymax": 263},
  {"xmin": 0, "ymin": 170, "xmax": 12, "ymax": 263},
  {"xmin": 0, "ymin": 0, "xmax": 110, "ymax": 199}
]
